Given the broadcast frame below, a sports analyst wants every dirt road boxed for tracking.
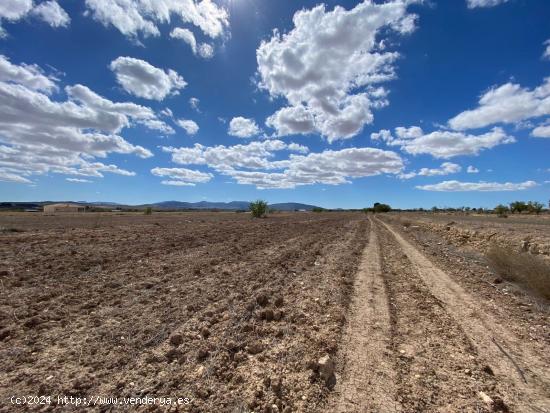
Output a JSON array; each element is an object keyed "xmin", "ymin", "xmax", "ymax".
[{"xmin": 331, "ymin": 217, "xmax": 550, "ymax": 413}]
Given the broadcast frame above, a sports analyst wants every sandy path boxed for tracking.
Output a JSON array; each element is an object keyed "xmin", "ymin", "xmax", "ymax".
[
  {"xmin": 378, "ymin": 218, "xmax": 550, "ymax": 412},
  {"xmin": 331, "ymin": 218, "xmax": 400, "ymax": 412}
]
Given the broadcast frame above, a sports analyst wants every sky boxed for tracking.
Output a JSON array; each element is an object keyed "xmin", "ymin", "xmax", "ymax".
[{"xmin": 0, "ymin": 0, "xmax": 549, "ymax": 209}]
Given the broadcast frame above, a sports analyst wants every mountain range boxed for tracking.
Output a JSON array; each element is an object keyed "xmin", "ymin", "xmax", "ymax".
[{"xmin": 0, "ymin": 201, "xmax": 320, "ymax": 211}]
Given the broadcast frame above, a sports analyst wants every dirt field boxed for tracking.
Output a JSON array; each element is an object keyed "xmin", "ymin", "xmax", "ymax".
[{"xmin": 1, "ymin": 212, "xmax": 549, "ymax": 412}]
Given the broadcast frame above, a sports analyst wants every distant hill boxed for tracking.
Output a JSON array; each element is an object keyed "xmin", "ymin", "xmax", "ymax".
[
  {"xmin": 269, "ymin": 202, "xmax": 318, "ymax": 211},
  {"xmin": 148, "ymin": 201, "xmax": 251, "ymax": 210},
  {"xmin": 0, "ymin": 200, "xmax": 322, "ymax": 211}
]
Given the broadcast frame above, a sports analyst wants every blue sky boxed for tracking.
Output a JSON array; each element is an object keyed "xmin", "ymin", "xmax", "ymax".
[{"xmin": 0, "ymin": 0, "xmax": 549, "ymax": 208}]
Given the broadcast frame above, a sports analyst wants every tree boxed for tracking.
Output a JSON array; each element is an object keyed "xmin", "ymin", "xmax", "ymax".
[
  {"xmin": 312, "ymin": 207, "xmax": 325, "ymax": 212},
  {"xmin": 144, "ymin": 207, "xmax": 152, "ymax": 215},
  {"xmin": 373, "ymin": 202, "xmax": 391, "ymax": 213},
  {"xmin": 527, "ymin": 201, "xmax": 543, "ymax": 215},
  {"xmin": 494, "ymin": 204, "xmax": 508, "ymax": 217},
  {"xmin": 249, "ymin": 200, "xmax": 268, "ymax": 218},
  {"xmin": 509, "ymin": 201, "xmax": 527, "ymax": 214}
]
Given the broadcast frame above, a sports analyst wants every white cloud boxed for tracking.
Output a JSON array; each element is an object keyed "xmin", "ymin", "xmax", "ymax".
[
  {"xmin": 0, "ymin": 0, "xmax": 69, "ymax": 36},
  {"xmin": 0, "ymin": 0, "xmax": 33, "ymax": 21},
  {"xmin": 467, "ymin": 165, "xmax": 479, "ymax": 173},
  {"xmin": 531, "ymin": 124, "xmax": 550, "ymax": 138},
  {"xmin": 84, "ymin": 0, "xmax": 229, "ymax": 40},
  {"xmin": 0, "ymin": 169, "xmax": 32, "ymax": 183},
  {"xmin": 163, "ymin": 140, "xmax": 403, "ymax": 189},
  {"xmin": 228, "ymin": 117, "xmax": 260, "ymax": 138},
  {"xmin": 448, "ymin": 78, "xmax": 550, "ymax": 130},
  {"xmin": 198, "ymin": 43, "xmax": 214, "ymax": 59},
  {"xmin": 0, "ymin": 54, "xmax": 58, "ymax": 93},
  {"xmin": 176, "ymin": 119, "xmax": 199, "ymax": 135},
  {"xmin": 416, "ymin": 180, "xmax": 537, "ymax": 192},
  {"xmin": 151, "ymin": 167, "xmax": 212, "ymax": 186},
  {"xmin": 372, "ymin": 126, "xmax": 515, "ymax": 158},
  {"xmin": 170, "ymin": 28, "xmax": 215, "ymax": 59},
  {"xmin": 398, "ymin": 162, "xmax": 461, "ymax": 179},
  {"xmin": 543, "ymin": 39, "xmax": 550, "ymax": 60},
  {"xmin": 0, "ymin": 57, "xmax": 168, "ymax": 184},
  {"xmin": 170, "ymin": 27, "xmax": 197, "ymax": 52},
  {"xmin": 66, "ymin": 178, "xmax": 93, "ymax": 183},
  {"xmin": 466, "ymin": 0, "xmax": 508, "ymax": 8},
  {"xmin": 257, "ymin": 0, "xmax": 418, "ymax": 142},
  {"xmin": 418, "ymin": 162, "xmax": 461, "ymax": 176},
  {"xmin": 31, "ymin": 1, "xmax": 70, "ymax": 27},
  {"xmin": 189, "ymin": 97, "xmax": 200, "ymax": 112},
  {"xmin": 109, "ymin": 57, "xmax": 186, "ymax": 101}
]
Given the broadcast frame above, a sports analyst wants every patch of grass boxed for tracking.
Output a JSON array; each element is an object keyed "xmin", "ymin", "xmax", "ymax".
[{"xmin": 486, "ymin": 246, "xmax": 550, "ymax": 300}]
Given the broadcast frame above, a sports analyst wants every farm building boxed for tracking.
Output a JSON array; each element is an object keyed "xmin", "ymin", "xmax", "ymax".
[{"xmin": 43, "ymin": 203, "xmax": 86, "ymax": 214}]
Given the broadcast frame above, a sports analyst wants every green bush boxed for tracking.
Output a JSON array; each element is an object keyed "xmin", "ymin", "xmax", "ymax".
[
  {"xmin": 494, "ymin": 204, "xmax": 509, "ymax": 217},
  {"xmin": 249, "ymin": 200, "xmax": 268, "ymax": 218},
  {"xmin": 144, "ymin": 207, "xmax": 153, "ymax": 215},
  {"xmin": 312, "ymin": 207, "xmax": 325, "ymax": 212},
  {"xmin": 373, "ymin": 202, "xmax": 391, "ymax": 213}
]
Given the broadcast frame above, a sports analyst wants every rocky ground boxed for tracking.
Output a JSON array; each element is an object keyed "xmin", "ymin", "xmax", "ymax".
[
  {"xmin": 0, "ymin": 212, "xmax": 367, "ymax": 412},
  {"xmin": 1, "ymin": 211, "xmax": 549, "ymax": 412}
]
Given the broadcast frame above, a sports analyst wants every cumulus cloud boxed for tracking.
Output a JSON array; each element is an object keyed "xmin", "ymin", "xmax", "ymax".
[
  {"xmin": 531, "ymin": 123, "xmax": 550, "ymax": 138},
  {"xmin": 0, "ymin": 56, "xmax": 169, "ymax": 184},
  {"xmin": 257, "ymin": 0, "xmax": 418, "ymax": 142},
  {"xmin": 31, "ymin": 1, "xmax": 70, "ymax": 27},
  {"xmin": 84, "ymin": 0, "xmax": 229, "ymax": 40},
  {"xmin": 0, "ymin": 0, "xmax": 70, "ymax": 36},
  {"xmin": 448, "ymin": 78, "xmax": 550, "ymax": 130},
  {"xmin": 398, "ymin": 162, "xmax": 461, "ymax": 179},
  {"xmin": 416, "ymin": 180, "xmax": 537, "ymax": 192},
  {"xmin": 544, "ymin": 40, "xmax": 550, "ymax": 60},
  {"xmin": 466, "ymin": 0, "xmax": 508, "ymax": 8},
  {"xmin": 162, "ymin": 140, "xmax": 403, "ymax": 189},
  {"xmin": 110, "ymin": 57, "xmax": 186, "ymax": 101},
  {"xmin": 372, "ymin": 126, "xmax": 515, "ymax": 158},
  {"xmin": 0, "ymin": 54, "xmax": 58, "ymax": 93},
  {"xmin": 176, "ymin": 119, "xmax": 199, "ymax": 135},
  {"xmin": 228, "ymin": 117, "xmax": 260, "ymax": 138},
  {"xmin": 170, "ymin": 27, "xmax": 215, "ymax": 59},
  {"xmin": 151, "ymin": 166, "xmax": 212, "ymax": 186},
  {"xmin": 467, "ymin": 165, "xmax": 479, "ymax": 173}
]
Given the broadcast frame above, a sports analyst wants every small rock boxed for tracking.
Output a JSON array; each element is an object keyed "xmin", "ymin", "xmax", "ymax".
[
  {"xmin": 317, "ymin": 355, "xmax": 336, "ymax": 388},
  {"xmin": 247, "ymin": 342, "xmax": 264, "ymax": 355},
  {"xmin": 520, "ymin": 240, "xmax": 529, "ymax": 252},
  {"xmin": 197, "ymin": 348, "xmax": 209, "ymax": 361},
  {"xmin": 273, "ymin": 310, "xmax": 282, "ymax": 321},
  {"xmin": 274, "ymin": 296, "xmax": 284, "ymax": 307},
  {"xmin": 493, "ymin": 278, "xmax": 503, "ymax": 284},
  {"xmin": 169, "ymin": 333, "xmax": 183, "ymax": 347},
  {"xmin": 256, "ymin": 293, "xmax": 269, "ymax": 307},
  {"xmin": 200, "ymin": 327, "xmax": 210, "ymax": 338}
]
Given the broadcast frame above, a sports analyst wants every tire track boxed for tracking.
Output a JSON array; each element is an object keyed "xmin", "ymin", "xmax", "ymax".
[
  {"xmin": 378, "ymin": 218, "xmax": 550, "ymax": 413},
  {"xmin": 377, "ymin": 220, "xmax": 500, "ymax": 412},
  {"xmin": 332, "ymin": 218, "xmax": 400, "ymax": 413}
]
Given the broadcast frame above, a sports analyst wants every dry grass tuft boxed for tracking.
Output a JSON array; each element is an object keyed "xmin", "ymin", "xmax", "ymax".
[{"xmin": 486, "ymin": 246, "xmax": 550, "ymax": 300}]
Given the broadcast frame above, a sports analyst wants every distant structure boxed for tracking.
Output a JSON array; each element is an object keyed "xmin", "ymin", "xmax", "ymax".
[{"xmin": 43, "ymin": 203, "xmax": 86, "ymax": 214}]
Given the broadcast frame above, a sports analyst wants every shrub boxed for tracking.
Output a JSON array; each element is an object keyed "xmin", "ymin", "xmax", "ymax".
[
  {"xmin": 527, "ymin": 201, "xmax": 543, "ymax": 215},
  {"xmin": 494, "ymin": 204, "xmax": 509, "ymax": 217},
  {"xmin": 144, "ymin": 207, "xmax": 153, "ymax": 215},
  {"xmin": 249, "ymin": 200, "xmax": 268, "ymax": 218},
  {"xmin": 373, "ymin": 202, "xmax": 391, "ymax": 213},
  {"xmin": 509, "ymin": 201, "xmax": 527, "ymax": 214},
  {"xmin": 486, "ymin": 246, "xmax": 550, "ymax": 300},
  {"xmin": 312, "ymin": 207, "xmax": 325, "ymax": 213}
]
